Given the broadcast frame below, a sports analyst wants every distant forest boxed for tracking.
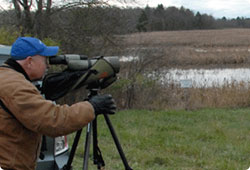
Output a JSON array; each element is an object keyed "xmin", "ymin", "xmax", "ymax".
[
  {"xmin": 1, "ymin": 4, "xmax": 250, "ymax": 34},
  {"xmin": 1, "ymin": 3, "xmax": 250, "ymax": 54},
  {"xmin": 135, "ymin": 4, "xmax": 250, "ymax": 32}
]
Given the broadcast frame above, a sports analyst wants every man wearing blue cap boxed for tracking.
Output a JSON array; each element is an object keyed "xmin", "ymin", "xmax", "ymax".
[{"xmin": 0, "ymin": 37, "xmax": 116, "ymax": 170}]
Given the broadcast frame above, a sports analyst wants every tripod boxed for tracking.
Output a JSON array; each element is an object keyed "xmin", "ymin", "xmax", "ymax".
[{"xmin": 63, "ymin": 89, "xmax": 133, "ymax": 170}]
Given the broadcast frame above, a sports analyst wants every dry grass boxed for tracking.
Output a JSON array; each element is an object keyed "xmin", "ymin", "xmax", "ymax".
[
  {"xmin": 120, "ymin": 28, "xmax": 250, "ymax": 68},
  {"xmin": 103, "ymin": 80, "xmax": 250, "ymax": 111},
  {"xmin": 123, "ymin": 29, "xmax": 250, "ymax": 47},
  {"xmin": 149, "ymin": 82, "xmax": 250, "ymax": 110}
]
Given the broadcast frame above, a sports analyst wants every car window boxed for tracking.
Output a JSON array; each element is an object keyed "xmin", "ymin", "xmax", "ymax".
[{"xmin": 0, "ymin": 45, "xmax": 11, "ymax": 64}]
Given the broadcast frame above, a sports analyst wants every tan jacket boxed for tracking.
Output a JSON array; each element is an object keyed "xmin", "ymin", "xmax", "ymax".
[{"xmin": 0, "ymin": 66, "xmax": 95, "ymax": 170}]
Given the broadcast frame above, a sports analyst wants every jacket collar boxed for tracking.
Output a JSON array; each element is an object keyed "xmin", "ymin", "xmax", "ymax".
[{"xmin": 4, "ymin": 58, "xmax": 31, "ymax": 82}]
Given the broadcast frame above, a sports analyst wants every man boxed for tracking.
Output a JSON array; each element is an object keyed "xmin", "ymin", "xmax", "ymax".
[{"xmin": 0, "ymin": 37, "xmax": 116, "ymax": 170}]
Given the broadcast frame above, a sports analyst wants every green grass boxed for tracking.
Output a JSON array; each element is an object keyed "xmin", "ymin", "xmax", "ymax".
[{"xmin": 68, "ymin": 108, "xmax": 250, "ymax": 170}]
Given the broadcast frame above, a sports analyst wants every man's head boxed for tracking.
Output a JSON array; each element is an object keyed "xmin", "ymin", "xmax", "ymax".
[{"xmin": 10, "ymin": 37, "xmax": 59, "ymax": 81}]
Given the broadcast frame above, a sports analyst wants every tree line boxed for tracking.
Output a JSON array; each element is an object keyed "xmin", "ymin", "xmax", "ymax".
[
  {"xmin": 1, "ymin": 3, "xmax": 250, "ymax": 54},
  {"xmin": 136, "ymin": 4, "xmax": 250, "ymax": 32}
]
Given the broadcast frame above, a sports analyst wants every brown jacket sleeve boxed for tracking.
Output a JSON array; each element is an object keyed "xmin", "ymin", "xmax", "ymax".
[{"xmin": 0, "ymin": 68, "xmax": 95, "ymax": 137}]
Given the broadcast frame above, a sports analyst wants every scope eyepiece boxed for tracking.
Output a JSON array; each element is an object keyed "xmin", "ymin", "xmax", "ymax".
[{"xmin": 49, "ymin": 54, "xmax": 88, "ymax": 65}]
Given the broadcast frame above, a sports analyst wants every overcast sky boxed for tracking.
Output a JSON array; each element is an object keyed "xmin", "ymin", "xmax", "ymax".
[
  {"xmin": 0, "ymin": 0, "xmax": 249, "ymax": 19},
  {"xmin": 135, "ymin": 0, "xmax": 250, "ymax": 19}
]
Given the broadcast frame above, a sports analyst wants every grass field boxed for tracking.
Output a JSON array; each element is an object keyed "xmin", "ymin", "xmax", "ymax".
[{"xmin": 69, "ymin": 108, "xmax": 250, "ymax": 170}]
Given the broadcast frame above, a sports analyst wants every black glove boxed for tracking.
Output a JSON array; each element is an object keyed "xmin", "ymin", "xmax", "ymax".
[{"xmin": 88, "ymin": 94, "xmax": 116, "ymax": 116}]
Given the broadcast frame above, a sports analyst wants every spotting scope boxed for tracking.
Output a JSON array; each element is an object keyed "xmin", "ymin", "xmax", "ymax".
[
  {"xmin": 41, "ymin": 55, "xmax": 120, "ymax": 100},
  {"xmin": 49, "ymin": 54, "xmax": 120, "ymax": 73}
]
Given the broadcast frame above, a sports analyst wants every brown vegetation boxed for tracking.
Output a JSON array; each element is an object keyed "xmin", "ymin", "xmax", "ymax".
[
  {"xmin": 120, "ymin": 28, "xmax": 250, "ymax": 68},
  {"xmin": 104, "ymin": 80, "xmax": 250, "ymax": 111},
  {"xmin": 160, "ymin": 82, "xmax": 250, "ymax": 110}
]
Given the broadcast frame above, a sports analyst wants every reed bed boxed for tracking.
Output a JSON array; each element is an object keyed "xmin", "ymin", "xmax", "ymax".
[
  {"xmin": 103, "ymin": 79, "xmax": 250, "ymax": 111},
  {"xmin": 120, "ymin": 28, "xmax": 250, "ymax": 68},
  {"xmin": 123, "ymin": 29, "xmax": 250, "ymax": 47},
  {"xmin": 143, "ymin": 82, "xmax": 250, "ymax": 110},
  {"xmin": 164, "ymin": 82, "xmax": 250, "ymax": 110}
]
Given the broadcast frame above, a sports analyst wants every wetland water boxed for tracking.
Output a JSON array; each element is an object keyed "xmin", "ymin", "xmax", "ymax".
[
  {"xmin": 120, "ymin": 56, "xmax": 250, "ymax": 88},
  {"xmin": 159, "ymin": 68, "xmax": 250, "ymax": 88}
]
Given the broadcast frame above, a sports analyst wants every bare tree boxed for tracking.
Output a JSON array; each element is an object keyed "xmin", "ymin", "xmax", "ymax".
[{"xmin": 8, "ymin": 0, "xmax": 137, "ymax": 38}]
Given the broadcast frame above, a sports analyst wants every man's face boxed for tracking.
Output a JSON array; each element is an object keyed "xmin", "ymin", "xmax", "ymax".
[{"xmin": 29, "ymin": 55, "xmax": 48, "ymax": 81}]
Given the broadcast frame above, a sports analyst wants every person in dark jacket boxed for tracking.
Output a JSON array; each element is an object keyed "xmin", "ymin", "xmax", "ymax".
[{"xmin": 0, "ymin": 37, "xmax": 116, "ymax": 170}]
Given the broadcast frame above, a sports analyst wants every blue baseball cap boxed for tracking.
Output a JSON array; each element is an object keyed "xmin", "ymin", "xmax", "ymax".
[{"xmin": 11, "ymin": 37, "xmax": 59, "ymax": 60}]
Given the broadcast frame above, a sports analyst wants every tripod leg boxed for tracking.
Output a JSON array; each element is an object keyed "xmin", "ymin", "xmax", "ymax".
[
  {"xmin": 103, "ymin": 114, "xmax": 133, "ymax": 170},
  {"xmin": 83, "ymin": 122, "xmax": 92, "ymax": 170},
  {"xmin": 93, "ymin": 118, "xmax": 105, "ymax": 169},
  {"xmin": 63, "ymin": 129, "xmax": 83, "ymax": 170}
]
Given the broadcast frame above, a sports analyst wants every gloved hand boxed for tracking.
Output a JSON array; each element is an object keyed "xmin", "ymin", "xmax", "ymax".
[{"xmin": 88, "ymin": 94, "xmax": 116, "ymax": 116}]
